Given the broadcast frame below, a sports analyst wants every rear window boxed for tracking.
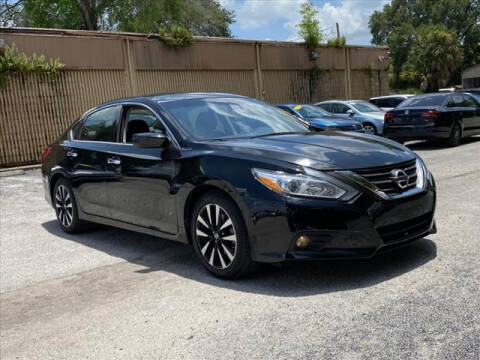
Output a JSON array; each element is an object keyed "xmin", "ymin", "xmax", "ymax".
[{"xmin": 398, "ymin": 95, "xmax": 448, "ymax": 108}]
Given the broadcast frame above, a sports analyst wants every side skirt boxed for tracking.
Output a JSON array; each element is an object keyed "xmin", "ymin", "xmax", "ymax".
[{"xmin": 78, "ymin": 211, "xmax": 190, "ymax": 244}]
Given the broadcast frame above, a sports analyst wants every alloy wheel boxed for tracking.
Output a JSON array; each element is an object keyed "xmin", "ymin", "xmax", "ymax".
[
  {"xmin": 55, "ymin": 184, "xmax": 73, "ymax": 228},
  {"xmin": 195, "ymin": 203, "xmax": 237, "ymax": 269},
  {"xmin": 363, "ymin": 125, "xmax": 376, "ymax": 135}
]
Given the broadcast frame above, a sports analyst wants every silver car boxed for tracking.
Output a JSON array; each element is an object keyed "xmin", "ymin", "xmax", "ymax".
[{"xmin": 315, "ymin": 100, "xmax": 385, "ymax": 135}]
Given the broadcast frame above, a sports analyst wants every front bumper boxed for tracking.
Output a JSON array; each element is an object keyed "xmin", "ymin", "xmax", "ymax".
[{"xmin": 247, "ymin": 175, "xmax": 436, "ymax": 263}]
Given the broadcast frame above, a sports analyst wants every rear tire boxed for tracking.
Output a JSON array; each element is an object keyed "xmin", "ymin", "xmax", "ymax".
[
  {"xmin": 191, "ymin": 191, "xmax": 257, "ymax": 279},
  {"xmin": 53, "ymin": 178, "xmax": 89, "ymax": 234},
  {"xmin": 446, "ymin": 122, "xmax": 461, "ymax": 147}
]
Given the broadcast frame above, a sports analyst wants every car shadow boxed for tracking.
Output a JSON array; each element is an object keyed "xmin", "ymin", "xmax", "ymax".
[
  {"xmin": 41, "ymin": 220, "xmax": 437, "ymax": 297},
  {"xmin": 406, "ymin": 136, "xmax": 479, "ymax": 151}
]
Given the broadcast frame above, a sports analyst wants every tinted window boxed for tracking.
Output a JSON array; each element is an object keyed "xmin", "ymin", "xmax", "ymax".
[
  {"xmin": 316, "ymin": 103, "xmax": 332, "ymax": 112},
  {"xmin": 79, "ymin": 106, "xmax": 121, "ymax": 142},
  {"xmin": 399, "ymin": 95, "xmax": 448, "ymax": 108},
  {"xmin": 295, "ymin": 105, "xmax": 331, "ymax": 118},
  {"xmin": 124, "ymin": 106, "xmax": 165, "ymax": 143},
  {"xmin": 460, "ymin": 94, "xmax": 478, "ymax": 107},
  {"xmin": 391, "ymin": 98, "xmax": 406, "ymax": 107},
  {"xmin": 162, "ymin": 97, "xmax": 309, "ymax": 140},
  {"xmin": 330, "ymin": 103, "xmax": 351, "ymax": 114},
  {"xmin": 371, "ymin": 98, "xmax": 389, "ymax": 108},
  {"xmin": 71, "ymin": 120, "xmax": 83, "ymax": 140}
]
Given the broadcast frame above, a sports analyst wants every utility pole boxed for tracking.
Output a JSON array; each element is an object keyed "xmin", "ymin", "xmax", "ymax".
[{"xmin": 336, "ymin": 22, "xmax": 340, "ymax": 39}]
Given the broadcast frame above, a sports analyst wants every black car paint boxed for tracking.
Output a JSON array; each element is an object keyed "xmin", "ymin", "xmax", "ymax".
[
  {"xmin": 43, "ymin": 94, "xmax": 436, "ymax": 262},
  {"xmin": 384, "ymin": 93, "xmax": 480, "ymax": 141}
]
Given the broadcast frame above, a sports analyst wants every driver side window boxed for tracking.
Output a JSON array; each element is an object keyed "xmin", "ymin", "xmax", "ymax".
[
  {"xmin": 123, "ymin": 106, "xmax": 165, "ymax": 143},
  {"xmin": 331, "ymin": 103, "xmax": 351, "ymax": 114}
]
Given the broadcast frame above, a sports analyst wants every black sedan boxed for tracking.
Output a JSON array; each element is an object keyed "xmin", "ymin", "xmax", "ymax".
[
  {"xmin": 42, "ymin": 93, "xmax": 437, "ymax": 279},
  {"xmin": 384, "ymin": 92, "xmax": 480, "ymax": 146}
]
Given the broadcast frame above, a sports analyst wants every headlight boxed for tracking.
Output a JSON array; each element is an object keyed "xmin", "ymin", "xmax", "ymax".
[{"xmin": 252, "ymin": 168, "xmax": 347, "ymax": 199}]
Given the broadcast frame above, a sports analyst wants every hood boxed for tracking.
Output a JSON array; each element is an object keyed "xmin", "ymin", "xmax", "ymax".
[
  {"xmin": 210, "ymin": 132, "xmax": 416, "ymax": 171},
  {"xmin": 308, "ymin": 117, "xmax": 359, "ymax": 127}
]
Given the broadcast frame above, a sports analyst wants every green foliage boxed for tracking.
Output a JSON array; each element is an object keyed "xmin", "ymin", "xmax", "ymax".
[
  {"xmin": 158, "ymin": 25, "xmax": 194, "ymax": 49},
  {"xmin": 297, "ymin": 2, "xmax": 322, "ymax": 53},
  {"xmin": 369, "ymin": 0, "xmax": 480, "ymax": 87},
  {"xmin": 1, "ymin": 0, "xmax": 235, "ymax": 37},
  {"xmin": 402, "ymin": 25, "xmax": 463, "ymax": 92},
  {"xmin": 326, "ymin": 36, "xmax": 346, "ymax": 48},
  {"xmin": 0, "ymin": 44, "xmax": 64, "ymax": 88}
]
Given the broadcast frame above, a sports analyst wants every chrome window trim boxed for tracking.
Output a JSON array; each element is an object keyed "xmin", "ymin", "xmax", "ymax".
[{"xmin": 68, "ymin": 101, "xmax": 183, "ymax": 151}]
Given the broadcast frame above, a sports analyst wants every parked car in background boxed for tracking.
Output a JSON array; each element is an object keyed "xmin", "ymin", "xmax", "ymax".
[
  {"xmin": 369, "ymin": 95, "xmax": 414, "ymax": 111},
  {"xmin": 315, "ymin": 100, "xmax": 385, "ymax": 135},
  {"xmin": 457, "ymin": 88, "xmax": 480, "ymax": 96},
  {"xmin": 42, "ymin": 93, "xmax": 437, "ymax": 279},
  {"xmin": 276, "ymin": 104, "xmax": 364, "ymax": 132},
  {"xmin": 383, "ymin": 92, "xmax": 480, "ymax": 146}
]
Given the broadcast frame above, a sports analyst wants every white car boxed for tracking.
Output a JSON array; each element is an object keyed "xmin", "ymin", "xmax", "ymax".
[{"xmin": 369, "ymin": 95, "xmax": 414, "ymax": 111}]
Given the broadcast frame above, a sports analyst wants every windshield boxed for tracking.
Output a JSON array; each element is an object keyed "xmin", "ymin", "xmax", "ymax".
[
  {"xmin": 294, "ymin": 105, "xmax": 331, "ymax": 118},
  {"xmin": 349, "ymin": 101, "xmax": 383, "ymax": 113},
  {"xmin": 398, "ymin": 94, "xmax": 448, "ymax": 108},
  {"xmin": 161, "ymin": 97, "xmax": 310, "ymax": 140}
]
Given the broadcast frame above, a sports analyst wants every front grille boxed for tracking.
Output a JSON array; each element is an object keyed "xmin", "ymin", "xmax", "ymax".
[
  {"xmin": 353, "ymin": 159, "xmax": 417, "ymax": 194},
  {"xmin": 377, "ymin": 213, "xmax": 432, "ymax": 244}
]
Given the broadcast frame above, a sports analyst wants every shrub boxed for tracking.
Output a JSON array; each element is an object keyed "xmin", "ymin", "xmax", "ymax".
[
  {"xmin": 297, "ymin": 2, "xmax": 322, "ymax": 53},
  {"xmin": 158, "ymin": 25, "xmax": 194, "ymax": 49},
  {"xmin": 0, "ymin": 44, "xmax": 64, "ymax": 88},
  {"xmin": 326, "ymin": 36, "xmax": 346, "ymax": 47}
]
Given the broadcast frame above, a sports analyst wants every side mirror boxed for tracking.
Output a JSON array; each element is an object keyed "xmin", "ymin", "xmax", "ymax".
[
  {"xmin": 346, "ymin": 109, "xmax": 355, "ymax": 116},
  {"xmin": 132, "ymin": 132, "xmax": 168, "ymax": 148}
]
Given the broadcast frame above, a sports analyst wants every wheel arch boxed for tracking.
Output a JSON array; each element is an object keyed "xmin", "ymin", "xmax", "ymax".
[{"xmin": 183, "ymin": 183, "xmax": 251, "ymax": 246}]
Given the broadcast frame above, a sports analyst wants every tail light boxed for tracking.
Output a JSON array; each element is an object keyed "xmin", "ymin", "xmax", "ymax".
[
  {"xmin": 41, "ymin": 146, "xmax": 52, "ymax": 163},
  {"xmin": 421, "ymin": 110, "xmax": 441, "ymax": 119},
  {"xmin": 384, "ymin": 112, "xmax": 395, "ymax": 121}
]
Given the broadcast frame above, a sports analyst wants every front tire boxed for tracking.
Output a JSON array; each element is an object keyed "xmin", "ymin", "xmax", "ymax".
[
  {"xmin": 191, "ymin": 191, "xmax": 256, "ymax": 279},
  {"xmin": 53, "ymin": 178, "xmax": 88, "ymax": 234}
]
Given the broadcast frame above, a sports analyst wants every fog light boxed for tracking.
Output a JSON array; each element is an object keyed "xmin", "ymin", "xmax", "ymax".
[{"xmin": 296, "ymin": 235, "xmax": 311, "ymax": 248}]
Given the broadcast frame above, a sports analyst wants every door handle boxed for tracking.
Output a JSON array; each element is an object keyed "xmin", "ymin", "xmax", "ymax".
[
  {"xmin": 107, "ymin": 157, "xmax": 121, "ymax": 165},
  {"xmin": 66, "ymin": 149, "xmax": 78, "ymax": 158}
]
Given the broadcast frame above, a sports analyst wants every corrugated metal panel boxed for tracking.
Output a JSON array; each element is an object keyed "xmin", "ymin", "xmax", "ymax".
[
  {"xmin": 0, "ymin": 70, "xmax": 128, "ymax": 167},
  {"xmin": 262, "ymin": 70, "xmax": 346, "ymax": 104},
  {"xmin": 136, "ymin": 70, "xmax": 257, "ymax": 97}
]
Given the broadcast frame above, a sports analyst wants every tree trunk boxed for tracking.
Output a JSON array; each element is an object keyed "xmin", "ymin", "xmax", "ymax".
[{"xmin": 76, "ymin": 0, "xmax": 97, "ymax": 30}]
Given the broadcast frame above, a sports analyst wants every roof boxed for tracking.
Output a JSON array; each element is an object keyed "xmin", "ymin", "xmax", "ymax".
[
  {"xmin": 370, "ymin": 94, "xmax": 414, "ymax": 100},
  {"xmin": 149, "ymin": 92, "xmax": 245, "ymax": 103}
]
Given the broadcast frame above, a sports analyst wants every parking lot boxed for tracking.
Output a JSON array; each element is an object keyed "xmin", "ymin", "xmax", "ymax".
[{"xmin": 1, "ymin": 138, "xmax": 479, "ymax": 359}]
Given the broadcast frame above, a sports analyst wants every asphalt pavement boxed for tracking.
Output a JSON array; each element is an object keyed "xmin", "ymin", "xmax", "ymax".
[{"xmin": 1, "ymin": 138, "xmax": 479, "ymax": 359}]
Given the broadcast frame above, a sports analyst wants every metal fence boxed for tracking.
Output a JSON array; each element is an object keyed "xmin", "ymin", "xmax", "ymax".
[{"xmin": 0, "ymin": 29, "xmax": 389, "ymax": 167}]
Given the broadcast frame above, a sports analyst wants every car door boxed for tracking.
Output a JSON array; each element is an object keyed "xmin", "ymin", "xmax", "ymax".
[
  {"xmin": 446, "ymin": 94, "xmax": 476, "ymax": 135},
  {"xmin": 330, "ymin": 102, "xmax": 353, "ymax": 119},
  {"xmin": 460, "ymin": 94, "xmax": 480, "ymax": 135},
  {"xmin": 105, "ymin": 104, "xmax": 178, "ymax": 235},
  {"xmin": 60, "ymin": 105, "xmax": 122, "ymax": 218}
]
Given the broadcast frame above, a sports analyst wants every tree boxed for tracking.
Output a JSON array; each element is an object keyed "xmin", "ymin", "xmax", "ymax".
[
  {"xmin": 369, "ymin": 0, "xmax": 480, "ymax": 88},
  {"xmin": 0, "ymin": 0, "xmax": 235, "ymax": 36},
  {"xmin": 402, "ymin": 25, "xmax": 463, "ymax": 91},
  {"xmin": 297, "ymin": 2, "xmax": 322, "ymax": 52}
]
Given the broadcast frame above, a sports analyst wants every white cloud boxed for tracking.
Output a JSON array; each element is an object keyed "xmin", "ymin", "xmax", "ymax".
[{"xmin": 220, "ymin": 0, "xmax": 391, "ymax": 45}]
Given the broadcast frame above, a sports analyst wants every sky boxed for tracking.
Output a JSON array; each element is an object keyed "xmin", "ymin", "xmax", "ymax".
[{"xmin": 219, "ymin": 0, "xmax": 391, "ymax": 45}]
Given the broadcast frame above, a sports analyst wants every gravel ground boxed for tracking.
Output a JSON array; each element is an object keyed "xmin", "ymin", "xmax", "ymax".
[{"xmin": 1, "ymin": 138, "xmax": 479, "ymax": 359}]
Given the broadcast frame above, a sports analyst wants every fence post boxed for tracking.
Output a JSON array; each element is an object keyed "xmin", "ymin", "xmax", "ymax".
[
  {"xmin": 255, "ymin": 43, "xmax": 265, "ymax": 101},
  {"xmin": 124, "ymin": 39, "xmax": 138, "ymax": 96}
]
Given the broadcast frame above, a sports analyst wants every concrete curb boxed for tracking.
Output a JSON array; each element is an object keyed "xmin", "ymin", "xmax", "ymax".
[{"xmin": 0, "ymin": 164, "xmax": 41, "ymax": 177}]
